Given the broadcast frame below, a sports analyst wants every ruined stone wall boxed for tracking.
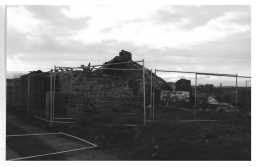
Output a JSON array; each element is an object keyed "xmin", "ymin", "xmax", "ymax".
[
  {"xmin": 6, "ymin": 70, "xmax": 144, "ymax": 119},
  {"xmin": 29, "ymin": 74, "xmax": 50, "ymax": 115},
  {"xmin": 54, "ymin": 70, "xmax": 144, "ymax": 118},
  {"xmin": 7, "ymin": 73, "xmax": 50, "ymax": 117},
  {"xmin": 7, "ymin": 64, "xmax": 169, "ymax": 121},
  {"xmin": 7, "ymin": 78, "xmax": 27, "ymax": 112}
]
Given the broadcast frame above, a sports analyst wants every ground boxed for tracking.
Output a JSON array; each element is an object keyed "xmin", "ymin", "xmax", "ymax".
[
  {"xmin": 70, "ymin": 108, "xmax": 251, "ymax": 160},
  {"xmin": 6, "ymin": 108, "xmax": 251, "ymax": 160},
  {"xmin": 6, "ymin": 113, "xmax": 117, "ymax": 160}
]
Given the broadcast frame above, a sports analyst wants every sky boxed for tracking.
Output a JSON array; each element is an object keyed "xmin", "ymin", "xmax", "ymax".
[{"xmin": 5, "ymin": 4, "xmax": 251, "ymax": 85}]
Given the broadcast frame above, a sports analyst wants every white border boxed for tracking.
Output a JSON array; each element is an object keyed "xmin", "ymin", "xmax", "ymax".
[
  {"xmin": 9, "ymin": 146, "xmax": 96, "ymax": 161},
  {"xmin": 6, "ymin": 132, "xmax": 61, "ymax": 137},
  {"xmin": 0, "ymin": 1, "xmax": 255, "ymax": 167},
  {"xmin": 6, "ymin": 132, "xmax": 97, "ymax": 161},
  {"xmin": 34, "ymin": 115, "xmax": 74, "ymax": 124},
  {"xmin": 1, "ymin": 4, "xmax": 7, "ymax": 164}
]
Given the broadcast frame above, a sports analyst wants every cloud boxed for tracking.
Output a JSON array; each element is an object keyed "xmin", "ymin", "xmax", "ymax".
[
  {"xmin": 67, "ymin": 5, "xmax": 250, "ymax": 49},
  {"xmin": 152, "ymin": 6, "xmax": 250, "ymax": 28},
  {"xmin": 7, "ymin": 30, "xmax": 250, "ymax": 75},
  {"xmin": 7, "ymin": 6, "xmax": 40, "ymax": 33},
  {"xmin": 7, "ymin": 5, "xmax": 91, "ymax": 56},
  {"xmin": 6, "ymin": 5, "xmax": 251, "ymax": 84},
  {"xmin": 24, "ymin": 6, "xmax": 90, "ymax": 35}
]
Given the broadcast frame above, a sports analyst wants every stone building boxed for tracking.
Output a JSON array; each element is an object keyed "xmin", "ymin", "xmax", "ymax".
[{"xmin": 7, "ymin": 50, "xmax": 170, "ymax": 124}]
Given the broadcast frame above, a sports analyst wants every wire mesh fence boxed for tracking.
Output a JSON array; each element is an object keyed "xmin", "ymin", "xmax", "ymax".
[
  {"xmin": 151, "ymin": 69, "xmax": 251, "ymax": 122},
  {"xmin": 7, "ymin": 60, "xmax": 147, "ymax": 126},
  {"xmin": 28, "ymin": 72, "xmax": 51, "ymax": 120},
  {"xmin": 53, "ymin": 66, "xmax": 145, "ymax": 125},
  {"xmin": 7, "ymin": 64, "xmax": 250, "ymax": 126},
  {"xmin": 151, "ymin": 70, "xmax": 195, "ymax": 122}
]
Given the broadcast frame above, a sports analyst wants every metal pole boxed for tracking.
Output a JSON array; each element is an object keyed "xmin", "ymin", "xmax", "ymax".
[
  {"xmin": 27, "ymin": 75, "xmax": 30, "ymax": 115},
  {"xmin": 150, "ymin": 69, "xmax": 153, "ymax": 121},
  {"xmin": 142, "ymin": 59, "xmax": 146, "ymax": 125},
  {"xmin": 52, "ymin": 72, "xmax": 56, "ymax": 120},
  {"xmin": 235, "ymin": 74, "xmax": 238, "ymax": 107},
  {"xmin": 50, "ymin": 73, "xmax": 52, "ymax": 121},
  {"xmin": 152, "ymin": 89, "xmax": 155, "ymax": 121},
  {"xmin": 155, "ymin": 69, "xmax": 250, "ymax": 78},
  {"xmin": 194, "ymin": 73, "xmax": 197, "ymax": 120},
  {"xmin": 153, "ymin": 69, "xmax": 156, "ymax": 121}
]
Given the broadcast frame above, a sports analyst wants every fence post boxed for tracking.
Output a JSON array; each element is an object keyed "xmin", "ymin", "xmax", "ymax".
[
  {"xmin": 52, "ymin": 72, "xmax": 56, "ymax": 121},
  {"xmin": 142, "ymin": 59, "xmax": 146, "ymax": 125},
  {"xmin": 27, "ymin": 75, "xmax": 30, "ymax": 116},
  {"xmin": 150, "ymin": 69, "xmax": 153, "ymax": 121},
  {"xmin": 50, "ymin": 73, "xmax": 53, "ymax": 122},
  {"xmin": 194, "ymin": 72, "xmax": 197, "ymax": 120},
  {"xmin": 153, "ymin": 69, "xmax": 157, "ymax": 121},
  {"xmin": 235, "ymin": 74, "xmax": 238, "ymax": 107}
]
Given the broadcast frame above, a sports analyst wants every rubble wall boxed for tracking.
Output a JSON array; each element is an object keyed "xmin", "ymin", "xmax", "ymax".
[
  {"xmin": 7, "ymin": 78, "xmax": 27, "ymax": 112},
  {"xmin": 7, "ymin": 73, "xmax": 50, "ymax": 117},
  {"xmin": 7, "ymin": 69, "xmax": 168, "ymax": 120},
  {"xmin": 54, "ymin": 71, "xmax": 144, "ymax": 118}
]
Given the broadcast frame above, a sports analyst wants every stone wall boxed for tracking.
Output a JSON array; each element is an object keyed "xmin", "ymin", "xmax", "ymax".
[
  {"xmin": 7, "ymin": 50, "xmax": 170, "ymax": 123},
  {"xmin": 54, "ymin": 70, "xmax": 144, "ymax": 118},
  {"xmin": 7, "ymin": 68, "xmax": 169, "ymax": 122},
  {"xmin": 7, "ymin": 78, "xmax": 27, "ymax": 111},
  {"xmin": 7, "ymin": 73, "xmax": 50, "ymax": 118}
]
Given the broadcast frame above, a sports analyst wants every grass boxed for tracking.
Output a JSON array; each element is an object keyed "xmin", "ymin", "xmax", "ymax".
[
  {"xmin": 6, "ymin": 122, "xmax": 67, "ymax": 160},
  {"xmin": 7, "ymin": 105, "xmax": 251, "ymax": 160},
  {"xmin": 125, "ymin": 121, "xmax": 250, "ymax": 160},
  {"xmin": 7, "ymin": 135, "xmax": 62, "ymax": 160},
  {"xmin": 68, "ymin": 112, "xmax": 250, "ymax": 160}
]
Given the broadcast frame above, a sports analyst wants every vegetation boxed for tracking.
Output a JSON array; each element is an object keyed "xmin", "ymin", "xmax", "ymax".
[{"xmin": 67, "ymin": 108, "xmax": 250, "ymax": 160}]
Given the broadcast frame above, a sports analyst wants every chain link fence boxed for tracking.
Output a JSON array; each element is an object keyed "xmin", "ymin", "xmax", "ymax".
[{"xmin": 151, "ymin": 69, "xmax": 251, "ymax": 122}]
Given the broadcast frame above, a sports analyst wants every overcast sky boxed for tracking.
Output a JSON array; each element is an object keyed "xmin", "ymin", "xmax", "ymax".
[{"xmin": 5, "ymin": 5, "xmax": 251, "ymax": 85}]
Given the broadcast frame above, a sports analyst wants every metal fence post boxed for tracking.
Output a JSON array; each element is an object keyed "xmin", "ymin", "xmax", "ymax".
[
  {"xmin": 150, "ymin": 69, "xmax": 153, "ymax": 121},
  {"xmin": 235, "ymin": 74, "xmax": 238, "ymax": 107},
  {"xmin": 27, "ymin": 75, "xmax": 30, "ymax": 115},
  {"xmin": 154, "ymin": 69, "xmax": 157, "ymax": 121},
  {"xmin": 142, "ymin": 59, "xmax": 146, "ymax": 125},
  {"xmin": 53, "ymin": 72, "xmax": 56, "ymax": 121},
  {"xmin": 50, "ymin": 73, "xmax": 53, "ymax": 122},
  {"xmin": 194, "ymin": 72, "xmax": 197, "ymax": 120}
]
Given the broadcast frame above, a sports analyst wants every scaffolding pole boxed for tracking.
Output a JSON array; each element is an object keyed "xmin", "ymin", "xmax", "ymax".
[
  {"xmin": 150, "ymin": 69, "xmax": 153, "ymax": 121},
  {"xmin": 156, "ymin": 69, "xmax": 251, "ymax": 78},
  {"xmin": 152, "ymin": 69, "xmax": 156, "ymax": 121},
  {"xmin": 235, "ymin": 74, "xmax": 238, "ymax": 107},
  {"xmin": 95, "ymin": 67, "xmax": 142, "ymax": 71},
  {"xmin": 194, "ymin": 72, "xmax": 197, "ymax": 120},
  {"xmin": 152, "ymin": 88, "xmax": 155, "ymax": 121},
  {"xmin": 27, "ymin": 75, "xmax": 30, "ymax": 115},
  {"xmin": 142, "ymin": 59, "xmax": 146, "ymax": 125},
  {"xmin": 50, "ymin": 73, "xmax": 53, "ymax": 122},
  {"xmin": 52, "ymin": 72, "xmax": 56, "ymax": 120},
  {"xmin": 55, "ymin": 60, "xmax": 144, "ymax": 71}
]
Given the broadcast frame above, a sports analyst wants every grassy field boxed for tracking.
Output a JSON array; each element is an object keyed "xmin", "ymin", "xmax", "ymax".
[
  {"xmin": 6, "ymin": 113, "xmax": 100, "ymax": 161},
  {"xmin": 7, "ymin": 106, "xmax": 251, "ymax": 160},
  {"xmin": 6, "ymin": 123, "xmax": 67, "ymax": 160},
  {"xmin": 68, "ymin": 109, "xmax": 251, "ymax": 160}
]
